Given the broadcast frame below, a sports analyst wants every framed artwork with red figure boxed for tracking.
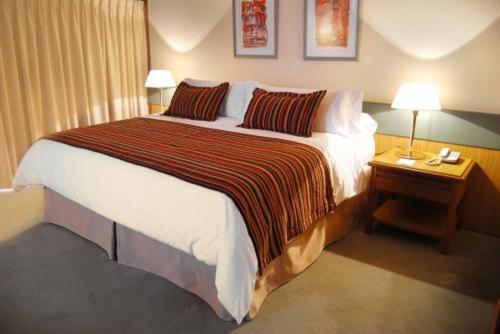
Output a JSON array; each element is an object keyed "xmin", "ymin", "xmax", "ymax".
[
  {"xmin": 304, "ymin": 0, "xmax": 359, "ymax": 60},
  {"xmin": 233, "ymin": 0, "xmax": 278, "ymax": 58}
]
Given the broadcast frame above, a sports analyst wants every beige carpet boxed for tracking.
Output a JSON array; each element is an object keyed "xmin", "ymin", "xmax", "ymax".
[
  {"xmin": 235, "ymin": 224, "xmax": 500, "ymax": 333},
  {"xmin": 0, "ymin": 221, "xmax": 498, "ymax": 333}
]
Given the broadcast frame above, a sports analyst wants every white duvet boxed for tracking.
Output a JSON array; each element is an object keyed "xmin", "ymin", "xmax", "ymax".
[{"xmin": 13, "ymin": 115, "xmax": 375, "ymax": 323}]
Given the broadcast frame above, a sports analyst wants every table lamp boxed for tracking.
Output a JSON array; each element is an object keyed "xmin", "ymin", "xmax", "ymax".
[
  {"xmin": 145, "ymin": 70, "xmax": 176, "ymax": 113},
  {"xmin": 391, "ymin": 82, "xmax": 441, "ymax": 160}
]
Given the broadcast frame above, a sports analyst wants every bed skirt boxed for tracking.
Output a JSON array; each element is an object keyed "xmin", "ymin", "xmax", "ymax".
[
  {"xmin": 44, "ymin": 189, "xmax": 116, "ymax": 260},
  {"xmin": 43, "ymin": 187, "xmax": 366, "ymax": 321}
]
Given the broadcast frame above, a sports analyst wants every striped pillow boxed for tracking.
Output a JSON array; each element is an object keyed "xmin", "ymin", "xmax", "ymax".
[
  {"xmin": 240, "ymin": 88, "xmax": 327, "ymax": 137},
  {"xmin": 167, "ymin": 81, "xmax": 229, "ymax": 121}
]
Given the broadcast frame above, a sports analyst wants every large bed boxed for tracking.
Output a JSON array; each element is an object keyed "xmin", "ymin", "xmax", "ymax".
[{"xmin": 13, "ymin": 84, "xmax": 376, "ymax": 323}]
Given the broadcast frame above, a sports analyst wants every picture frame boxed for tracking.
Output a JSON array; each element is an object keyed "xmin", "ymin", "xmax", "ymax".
[
  {"xmin": 303, "ymin": 0, "xmax": 359, "ymax": 60},
  {"xmin": 233, "ymin": 0, "xmax": 279, "ymax": 59}
]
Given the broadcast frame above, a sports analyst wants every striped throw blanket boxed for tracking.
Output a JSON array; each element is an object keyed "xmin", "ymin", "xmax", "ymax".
[{"xmin": 44, "ymin": 118, "xmax": 335, "ymax": 272}]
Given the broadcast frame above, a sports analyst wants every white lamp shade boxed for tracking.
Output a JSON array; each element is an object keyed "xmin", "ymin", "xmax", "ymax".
[
  {"xmin": 391, "ymin": 82, "xmax": 441, "ymax": 111},
  {"xmin": 145, "ymin": 70, "xmax": 176, "ymax": 88}
]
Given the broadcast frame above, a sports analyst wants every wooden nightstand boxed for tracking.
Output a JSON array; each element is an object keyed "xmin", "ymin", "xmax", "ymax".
[
  {"xmin": 366, "ymin": 147, "xmax": 475, "ymax": 254},
  {"xmin": 148, "ymin": 104, "xmax": 168, "ymax": 114}
]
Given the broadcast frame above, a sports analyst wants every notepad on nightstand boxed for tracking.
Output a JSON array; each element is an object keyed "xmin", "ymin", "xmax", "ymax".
[{"xmin": 396, "ymin": 158, "xmax": 416, "ymax": 167}]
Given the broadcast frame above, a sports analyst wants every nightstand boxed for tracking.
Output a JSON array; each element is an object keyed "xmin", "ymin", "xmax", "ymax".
[
  {"xmin": 365, "ymin": 147, "xmax": 475, "ymax": 254},
  {"xmin": 148, "ymin": 104, "xmax": 169, "ymax": 114}
]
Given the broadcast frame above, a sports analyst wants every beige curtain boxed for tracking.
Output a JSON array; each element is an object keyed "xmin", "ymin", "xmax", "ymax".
[{"xmin": 0, "ymin": 0, "xmax": 149, "ymax": 188}]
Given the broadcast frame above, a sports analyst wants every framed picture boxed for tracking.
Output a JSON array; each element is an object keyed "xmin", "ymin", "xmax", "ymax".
[
  {"xmin": 304, "ymin": 0, "xmax": 359, "ymax": 60},
  {"xmin": 233, "ymin": 0, "xmax": 278, "ymax": 58}
]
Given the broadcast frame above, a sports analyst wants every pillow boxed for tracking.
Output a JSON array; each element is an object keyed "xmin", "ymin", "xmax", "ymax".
[
  {"xmin": 225, "ymin": 81, "xmax": 256, "ymax": 120},
  {"xmin": 255, "ymin": 82, "xmax": 317, "ymax": 94},
  {"xmin": 182, "ymin": 77, "xmax": 227, "ymax": 115},
  {"xmin": 239, "ymin": 88, "xmax": 326, "ymax": 137},
  {"xmin": 314, "ymin": 90, "xmax": 364, "ymax": 136},
  {"xmin": 184, "ymin": 78, "xmax": 256, "ymax": 120},
  {"xmin": 183, "ymin": 78, "xmax": 220, "ymax": 87},
  {"xmin": 254, "ymin": 82, "xmax": 364, "ymax": 136},
  {"xmin": 355, "ymin": 113, "xmax": 378, "ymax": 135},
  {"xmin": 167, "ymin": 81, "xmax": 229, "ymax": 121}
]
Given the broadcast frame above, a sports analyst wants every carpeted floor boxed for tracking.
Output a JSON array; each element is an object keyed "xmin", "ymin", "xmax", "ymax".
[{"xmin": 0, "ymin": 222, "xmax": 498, "ymax": 334}]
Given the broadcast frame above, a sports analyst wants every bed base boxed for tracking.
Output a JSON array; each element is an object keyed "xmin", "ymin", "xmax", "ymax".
[{"xmin": 44, "ymin": 188, "xmax": 366, "ymax": 321}]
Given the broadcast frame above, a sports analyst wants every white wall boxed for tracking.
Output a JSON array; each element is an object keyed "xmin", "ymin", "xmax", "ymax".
[{"xmin": 148, "ymin": 0, "xmax": 500, "ymax": 114}]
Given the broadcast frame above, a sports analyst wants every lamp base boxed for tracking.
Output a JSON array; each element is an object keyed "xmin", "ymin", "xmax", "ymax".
[{"xmin": 394, "ymin": 149, "xmax": 426, "ymax": 160}]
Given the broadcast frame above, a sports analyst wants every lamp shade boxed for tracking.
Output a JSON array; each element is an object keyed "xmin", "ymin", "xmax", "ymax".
[
  {"xmin": 145, "ymin": 70, "xmax": 176, "ymax": 88},
  {"xmin": 391, "ymin": 82, "xmax": 441, "ymax": 111}
]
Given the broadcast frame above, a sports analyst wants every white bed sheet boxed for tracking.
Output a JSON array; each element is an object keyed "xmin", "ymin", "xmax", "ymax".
[{"xmin": 13, "ymin": 115, "xmax": 375, "ymax": 323}]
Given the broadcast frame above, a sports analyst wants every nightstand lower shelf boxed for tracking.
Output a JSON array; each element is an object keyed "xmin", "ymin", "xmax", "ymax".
[{"xmin": 373, "ymin": 199, "xmax": 448, "ymax": 237}]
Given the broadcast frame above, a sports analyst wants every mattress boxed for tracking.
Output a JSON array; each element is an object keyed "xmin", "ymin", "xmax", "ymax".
[{"xmin": 13, "ymin": 115, "xmax": 375, "ymax": 323}]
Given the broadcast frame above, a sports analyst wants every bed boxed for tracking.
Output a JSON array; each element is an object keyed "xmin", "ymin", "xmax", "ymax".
[{"xmin": 13, "ymin": 84, "xmax": 376, "ymax": 323}]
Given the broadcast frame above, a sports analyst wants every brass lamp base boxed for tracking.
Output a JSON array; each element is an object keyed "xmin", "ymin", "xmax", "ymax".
[{"xmin": 394, "ymin": 149, "xmax": 426, "ymax": 160}]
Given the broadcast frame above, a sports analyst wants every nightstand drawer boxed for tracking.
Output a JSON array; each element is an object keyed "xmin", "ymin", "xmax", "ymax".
[{"xmin": 375, "ymin": 169, "xmax": 452, "ymax": 204}]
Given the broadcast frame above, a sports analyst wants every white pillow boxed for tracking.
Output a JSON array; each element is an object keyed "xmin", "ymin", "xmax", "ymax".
[
  {"xmin": 356, "ymin": 113, "xmax": 378, "ymax": 136},
  {"xmin": 183, "ymin": 78, "xmax": 255, "ymax": 120},
  {"xmin": 225, "ymin": 81, "xmax": 256, "ymax": 120},
  {"xmin": 316, "ymin": 90, "xmax": 364, "ymax": 136},
  {"xmin": 183, "ymin": 78, "xmax": 221, "ymax": 87},
  {"xmin": 255, "ymin": 82, "xmax": 318, "ymax": 94}
]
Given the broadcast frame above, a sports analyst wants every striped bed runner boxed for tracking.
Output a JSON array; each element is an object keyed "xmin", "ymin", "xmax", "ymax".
[{"xmin": 44, "ymin": 118, "xmax": 335, "ymax": 272}]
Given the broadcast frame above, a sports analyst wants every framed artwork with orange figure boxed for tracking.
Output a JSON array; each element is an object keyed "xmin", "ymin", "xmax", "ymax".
[
  {"xmin": 233, "ymin": 0, "xmax": 278, "ymax": 58},
  {"xmin": 304, "ymin": 0, "xmax": 359, "ymax": 60}
]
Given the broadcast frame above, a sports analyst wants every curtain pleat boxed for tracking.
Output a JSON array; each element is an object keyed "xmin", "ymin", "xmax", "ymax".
[{"xmin": 0, "ymin": 0, "xmax": 149, "ymax": 188}]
